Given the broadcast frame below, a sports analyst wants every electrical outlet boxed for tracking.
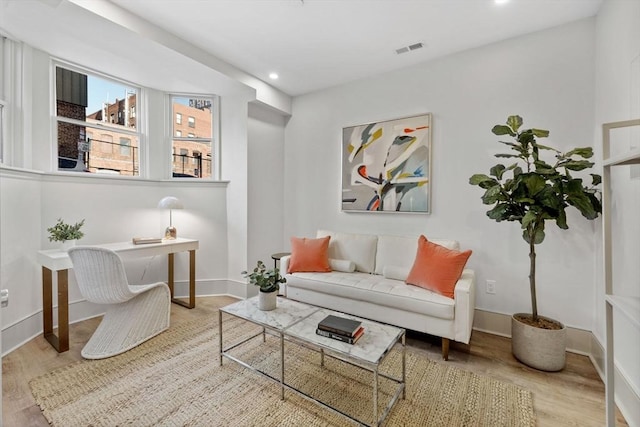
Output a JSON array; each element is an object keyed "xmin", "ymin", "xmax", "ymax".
[
  {"xmin": 1, "ymin": 289, "xmax": 8, "ymax": 307},
  {"xmin": 486, "ymin": 280, "xmax": 496, "ymax": 295}
]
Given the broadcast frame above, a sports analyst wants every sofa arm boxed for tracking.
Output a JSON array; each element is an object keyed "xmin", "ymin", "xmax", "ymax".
[
  {"xmin": 453, "ymin": 269, "xmax": 476, "ymax": 344},
  {"xmin": 279, "ymin": 255, "xmax": 291, "ymax": 296}
]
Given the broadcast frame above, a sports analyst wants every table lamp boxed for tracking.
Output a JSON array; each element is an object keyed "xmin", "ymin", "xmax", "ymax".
[{"xmin": 157, "ymin": 196, "xmax": 184, "ymax": 240}]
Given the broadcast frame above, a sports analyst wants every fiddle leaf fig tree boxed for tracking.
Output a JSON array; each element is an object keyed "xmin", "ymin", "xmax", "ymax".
[{"xmin": 469, "ymin": 115, "xmax": 601, "ymax": 324}]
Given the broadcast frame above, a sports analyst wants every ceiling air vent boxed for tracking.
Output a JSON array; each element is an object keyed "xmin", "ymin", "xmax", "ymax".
[{"xmin": 395, "ymin": 42, "xmax": 424, "ymax": 55}]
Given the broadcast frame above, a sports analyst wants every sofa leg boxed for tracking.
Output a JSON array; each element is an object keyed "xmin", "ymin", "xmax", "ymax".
[{"xmin": 442, "ymin": 338, "xmax": 450, "ymax": 361}]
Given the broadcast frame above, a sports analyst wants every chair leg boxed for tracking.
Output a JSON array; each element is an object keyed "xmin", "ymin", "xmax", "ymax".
[{"xmin": 442, "ymin": 338, "xmax": 450, "ymax": 361}]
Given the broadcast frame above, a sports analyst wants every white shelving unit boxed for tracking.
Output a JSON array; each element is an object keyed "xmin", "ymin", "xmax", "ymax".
[{"xmin": 602, "ymin": 118, "xmax": 640, "ymax": 427}]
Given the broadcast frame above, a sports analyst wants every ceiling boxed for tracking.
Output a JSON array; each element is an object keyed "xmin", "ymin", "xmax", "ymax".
[{"xmin": 109, "ymin": 0, "xmax": 603, "ymax": 96}]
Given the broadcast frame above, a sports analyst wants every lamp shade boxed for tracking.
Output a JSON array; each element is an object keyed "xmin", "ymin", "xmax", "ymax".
[{"xmin": 157, "ymin": 196, "xmax": 184, "ymax": 210}]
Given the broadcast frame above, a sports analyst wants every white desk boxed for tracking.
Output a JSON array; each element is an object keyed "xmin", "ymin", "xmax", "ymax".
[{"xmin": 37, "ymin": 238, "xmax": 199, "ymax": 353}]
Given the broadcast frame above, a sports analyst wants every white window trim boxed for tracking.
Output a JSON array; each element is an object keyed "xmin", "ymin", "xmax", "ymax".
[{"xmin": 52, "ymin": 59, "xmax": 146, "ymax": 177}]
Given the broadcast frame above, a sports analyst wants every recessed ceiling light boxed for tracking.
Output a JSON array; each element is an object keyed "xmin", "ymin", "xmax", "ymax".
[
  {"xmin": 269, "ymin": 73, "xmax": 279, "ymax": 80},
  {"xmin": 495, "ymin": 0, "xmax": 510, "ymax": 4}
]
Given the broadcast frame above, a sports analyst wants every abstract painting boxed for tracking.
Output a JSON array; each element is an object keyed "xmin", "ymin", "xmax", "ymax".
[{"xmin": 342, "ymin": 113, "xmax": 432, "ymax": 213}]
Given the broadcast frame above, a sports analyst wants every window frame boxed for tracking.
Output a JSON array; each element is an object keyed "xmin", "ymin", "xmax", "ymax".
[{"xmin": 52, "ymin": 60, "xmax": 145, "ymax": 177}]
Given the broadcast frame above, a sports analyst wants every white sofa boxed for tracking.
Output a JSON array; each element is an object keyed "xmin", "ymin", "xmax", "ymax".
[{"xmin": 281, "ymin": 230, "xmax": 475, "ymax": 360}]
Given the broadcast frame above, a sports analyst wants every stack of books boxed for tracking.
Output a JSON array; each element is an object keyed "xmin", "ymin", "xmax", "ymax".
[{"xmin": 316, "ymin": 314, "xmax": 365, "ymax": 344}]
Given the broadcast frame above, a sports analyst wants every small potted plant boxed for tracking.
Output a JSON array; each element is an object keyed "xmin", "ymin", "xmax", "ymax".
[
  {"xmin": 241, "ymin": 260, "xmax": 286, "ymax": 311},
  {"xmin": 47, "ymin": 218, "xmax": 85, "ymax": 251}
]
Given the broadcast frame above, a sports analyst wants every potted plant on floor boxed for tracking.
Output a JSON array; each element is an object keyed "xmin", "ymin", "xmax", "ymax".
[
  {"xmin": 47, "ymin": 218, "xmax": 85, "ymax": 251},
  {"xmin": 469, "ymin": 115, "xmax": 601, "ymax": 371},
  {"xmin": 242, "ymin": 260, "xmax": 286, "ymax": 311}
]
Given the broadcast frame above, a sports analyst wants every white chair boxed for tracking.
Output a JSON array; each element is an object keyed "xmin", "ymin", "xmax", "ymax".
[{"xmin": 68, "ymin": 247, "xmax": 171, "ymax": 359}]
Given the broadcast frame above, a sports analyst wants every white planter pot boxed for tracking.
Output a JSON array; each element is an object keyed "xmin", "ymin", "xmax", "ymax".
[
  {"xmin": 511, "ymin": 313, "xmax": 566, "ymax": 372},
  {"xmin": 60, "ymin": 239, "xmax": 77, "ymax": 252},
  {"xmin": 258, "ymin": 290, "xmax": 277, "ymax": 311}
]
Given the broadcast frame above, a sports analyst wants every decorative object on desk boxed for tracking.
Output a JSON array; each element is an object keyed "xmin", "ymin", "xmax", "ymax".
[
  {"xmin": 47, "ymin": 218, "xmax": 85, "ymax": 251},
  {"xmin": 132, "ymin": 237, "xmax": 163, "ymax": 245},
  {"xmin": 157, "ymin": 196, "xmax": 184, "ymax": 240},
  {"xmin": 241, "ymin": 260, "xmax": 286, "ymax": 311},
  {"xmin": 342, "ymin": 113, "xmax": 431, "ymax": 213},
  {"xmin": 469, "ymin": 115, "xmax": 602, "ymax": 371}
]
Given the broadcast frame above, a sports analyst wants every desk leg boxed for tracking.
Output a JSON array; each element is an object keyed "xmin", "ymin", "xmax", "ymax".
[
  {"xmin": 42, "ymin": 267, "xmax": 69, "ymax": 353},
  {"xmin": 168, "ymin": 251, "xmax": 196, "ymax": 309}
]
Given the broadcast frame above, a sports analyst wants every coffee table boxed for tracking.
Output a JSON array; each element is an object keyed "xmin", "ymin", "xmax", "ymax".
[{"xmin": 219, "ymin": 297, "xmax": 406, "ymax": 427}]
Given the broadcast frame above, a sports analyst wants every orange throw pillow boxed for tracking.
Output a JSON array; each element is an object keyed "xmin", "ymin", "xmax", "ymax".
[
  {"xmin": 405, "ymin": 235, "xmax": 472, "ymax": 299},
  {"xmin": 288, "ymin": 236, "xmax": 332, "ymax": 273}
]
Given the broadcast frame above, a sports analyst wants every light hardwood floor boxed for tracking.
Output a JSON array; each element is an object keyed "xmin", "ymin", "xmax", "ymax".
[{"xmin": 2, "ymin": 296, "xmax": 629, "ymax": 426}]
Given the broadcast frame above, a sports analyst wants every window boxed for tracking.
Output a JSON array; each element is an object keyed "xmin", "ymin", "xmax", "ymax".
[
  {"xmin": 55, "ymin": 63, "xmax": 141, "ymax": 176},
  {"xmin": 170, "ymin": 95, "xmax": 216, "ymax": 178},
  {"xmin": 119, "ymin": 137, "xmax": 131, "ymax": 156},
  {"xmin": 176, "ymin": 113, "xmax": 182, "ymax": 124}
]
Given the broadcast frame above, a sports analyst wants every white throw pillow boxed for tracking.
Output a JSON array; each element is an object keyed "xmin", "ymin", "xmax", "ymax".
[{"xmin": 317, "ymin": 230, "xmax": 377, "ymax": 273}]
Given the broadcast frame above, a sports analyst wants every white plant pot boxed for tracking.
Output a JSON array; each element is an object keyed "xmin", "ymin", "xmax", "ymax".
[
  {"xmin": 258, "ymin": 290, "xmax": 277, "ymax": 311},
  {"xmin": 511, "ymin": 313, "xmax": 566, "ymax": 372},
  {"xmin": 60, "ymin": 239, "xmax": 77, "ymax": 252}
]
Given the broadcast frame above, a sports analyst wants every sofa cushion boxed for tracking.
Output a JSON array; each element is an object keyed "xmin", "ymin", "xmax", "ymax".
[
  {"xmin": 383, "ymin": 265, "xmax": 410, "ymax": 281},
  {"xmin": 375, "ymin": 234, "xmax": 460, "ymax": 275},
  {"xmin": 317, "ymin": 230, "xmax": 377, "ymax": 273},
  {"xmin": 405, "ymin": 236, "xmax": 472, "ymax": 299},
  {"xmin": 287, "ymin": 271, "xmax": 455, "ymax": 320},
  {"xmin": 329, "ymin": 258, "xmax": 356, "ymax": 273},
  {"xmin": 288, "ymin": 236, "xmax": 331, "ymax": 273}
]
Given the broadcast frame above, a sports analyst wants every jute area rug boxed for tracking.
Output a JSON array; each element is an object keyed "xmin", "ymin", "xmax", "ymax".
[{"xmin": 30, "ymin": 313, "xmax": 535, "ymax": 426}]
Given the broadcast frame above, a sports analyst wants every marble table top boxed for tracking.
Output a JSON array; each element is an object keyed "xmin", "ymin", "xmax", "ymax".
[{"xmin": 220, "ymin": 296, "xmax": 404, "ymax": 365}]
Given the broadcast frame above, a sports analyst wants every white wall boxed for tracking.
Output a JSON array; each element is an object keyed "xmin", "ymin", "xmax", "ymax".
[
  {"xmin": 247, "ymin": 103, "xmax": 287, "ymax": 275},
  {"xmin": 284, "ymin": 19, "xmax": 598, "ymax": 330},
  {"xmin": 594, "ymin": 0, "xmax": 640, "ymax": 425}
]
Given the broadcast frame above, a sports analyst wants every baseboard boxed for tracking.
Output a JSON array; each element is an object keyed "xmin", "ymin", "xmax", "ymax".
[
  {"xmin": 589, "ymin": 334, "xmax": 640, "ymax": 427},
  {"xmin": 1, "ymin": 279, "xmax": 241, "ymax": 357},
  {"xmin": 472, "ymin": 309, "xmax": 593, "ymax": 355}
]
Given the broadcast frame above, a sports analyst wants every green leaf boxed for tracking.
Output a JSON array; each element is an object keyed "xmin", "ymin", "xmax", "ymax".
[
  {"xmin": 492, "ymin": 125, "xmax": 516, "ymax": 136},
  {"xmin": 495, "ymin": 154, "xmax": 520, "ymax": 158},
  {"xmin": 523, "ymin": 226, "xmax": 546, "ymax": 245},
  {"xmin": 534, "ymin": 160, "xmax": 556, "ymax": 175},
  {"xmin": 490, "ymin": 164, "xmax": 506, "ymax": 180},
  {"xmin": 522, "ymin": 174, "xmax": 546, "ymax": 196},
  {"xmin": 536, "ymin": 143, "xmax": 559, "ymax": 152},
  {"xmin": 498, "ymin": 141, "xmax": 520, "ymax": 149},
  {"xmin": 518, "ymin": 131, "xmax": 535, "ymax": 145},
  {"xmin": 565, "ymin": 147, "xmax": 594, "ymax": 158},
  {"xmin": 591, "ymin": 174, "xmax": 602, "ymax": 186},
  {"xmin": 513, "ymin": 166, "xmax": 523, "ymax": 176},
  {"xmin": 521, "ymin": 211, "xmax": 538, "ymax": 229},
  {"xmin": 469, "ymin": 174, "xmax": 499, "ymax": 189},
  {"xmin": 531, "ymin": 128, "xmax": 549, "ymax": 138},
  {"xmin": 486, "ymin": 203, "xmax": 511, "ymax": 221},
  {"xmin": 555, "ymin": 208, "xmax": 568, "ymax": 229},
  {"xmin": 507, "ymin": 115, "xmax": 523, "ymax": 132},
  {"xmin": 481, "ymin": 185, "xmax": 506, "ymax": 204},
  {"xmin": 561, "ymin": 160, "xmax": 594, "ymax": 171}
]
